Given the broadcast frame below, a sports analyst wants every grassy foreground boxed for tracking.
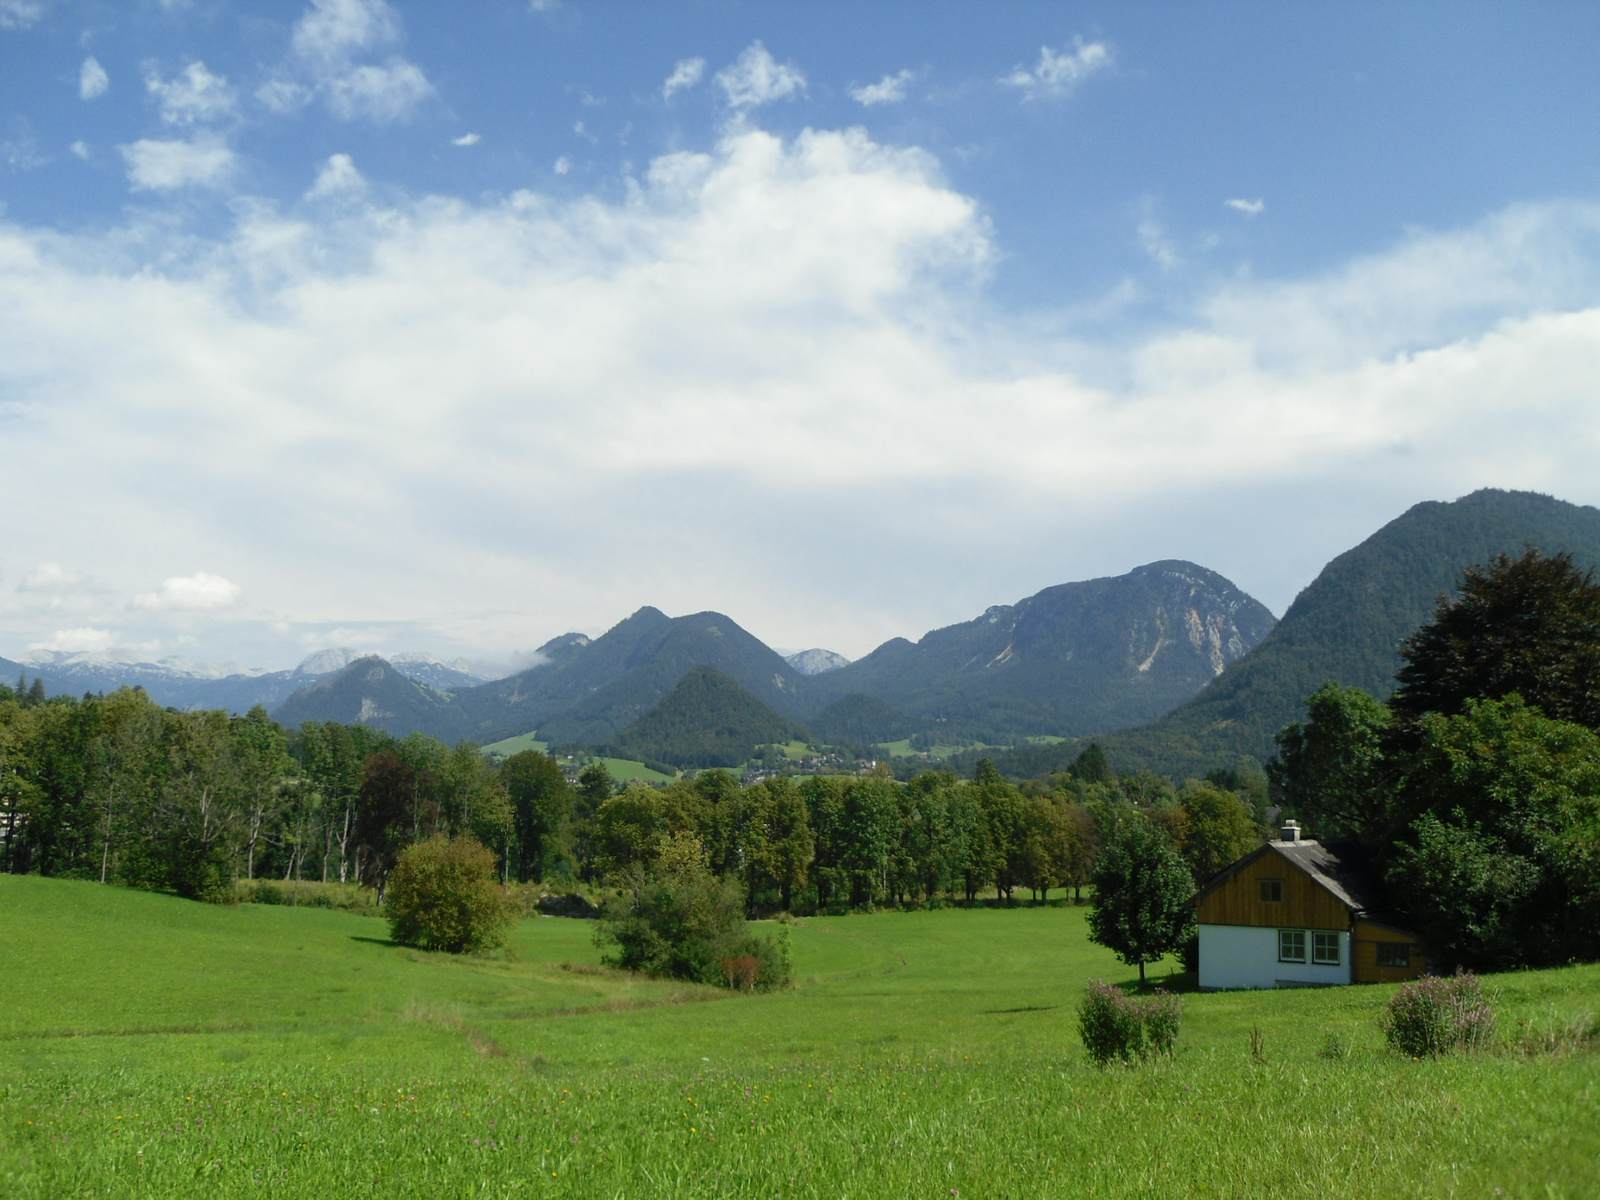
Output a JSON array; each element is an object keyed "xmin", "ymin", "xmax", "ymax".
[{"xmin": 2, "ymin": 875, "xmax": 1597, "ymax": 1197}]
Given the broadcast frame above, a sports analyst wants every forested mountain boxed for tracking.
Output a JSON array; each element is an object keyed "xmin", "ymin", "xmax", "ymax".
[
  {"xmin": 809, "ymin": 561, "xmax": 1276, "ymax": 738},
  {"xmin": 446, "ymin": 608, "xmax": 810, "ymax": 745},
  {"xmin": 271, "ymin": 656, "xmax": 465, "ymax": 738},
  {"xmin": 269, "ymin": 564, "xmax": 1276, "ymax": 754},
  {"xmin": 809, "ymin": 693, "xmax": 913, "ymax": 746},
  {"xmin": 1003, "ymin": 489, "xmax": 1600, "ymax": 779},
  {"xmin": 608, "ymin": 666, "xmax": 812, "ymax": 768}
]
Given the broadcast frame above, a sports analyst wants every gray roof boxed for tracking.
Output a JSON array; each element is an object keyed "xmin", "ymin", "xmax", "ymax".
[
  {"xmin": 1266, "ymin": 839, "xmax": 1389, "ymax": 916},
  {"xmin": 1194, "ymin": 836, "xmax": 1395, "ymax": 921}
]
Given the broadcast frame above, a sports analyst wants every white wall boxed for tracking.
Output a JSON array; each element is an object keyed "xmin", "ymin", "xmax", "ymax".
[{"xmin": 1198, "ymin": 924, "xmax": 1351, "ymax": 990}]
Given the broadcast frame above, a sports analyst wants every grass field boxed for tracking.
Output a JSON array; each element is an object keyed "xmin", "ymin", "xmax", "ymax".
[
  {"xmin": 479, "ymin": 732, "xmax": 550, "ymax": 759},
  {"xmin": 3, "ymin": 875, "xmax": 1598, "ymax": 1197}
]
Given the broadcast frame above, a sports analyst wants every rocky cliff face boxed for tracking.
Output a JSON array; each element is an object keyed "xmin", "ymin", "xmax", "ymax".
[{"xmin": 807, "ymin": 561, "xmax": 1276, "ymax": 737}]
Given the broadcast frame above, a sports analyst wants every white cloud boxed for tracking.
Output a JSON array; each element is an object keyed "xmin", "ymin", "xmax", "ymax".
[
  {"xmin": 715, "ymin": 42, "xmax": 805, "ymax": 109},
  {"xmin": 118, "ymin": 134, "xmax": 233, "ymax": 190},
  {"xmin": 1137, "ymin": 212, "xmax": 1179, "ymax": 269},
  {"xmin": 69, "ymin": 140, "xmax": 89, "ymax": 159},
  {"xmin": 79, "ymin": 57, "xmax": 109, "ymax": 101},
  {"xmin": 1, "ymin": 120, "xmax": 44, "ymax": 170},
  {"xmin": 257, "ymin": 78, "xmax": 312, "ymax": 114},
  {"xmin": 451, "ymin": 132, "xmax": 480, "ymax": 146},
  {"xmin": 1226, "ymin": 198, "xmax": 1265, "ymax": 216},
  {"xmin": 20, "ymin": 562, "xmax": 86, "ymax": 593},
  {"xmin": 270, "ymin": 0, "xmax": 433, "ymax": 123},
  {"xmin": 324, "ymin": 60, "xmax": 431, "ymax": 122},
  {"xmin": 1, "ymin": 124, "xmax": 1599, "ymax": 661},
  {"xmin": 135, "ymin": 571, "xmax": 241, "ymax": 611},
  {"xmin": 0, "ymin": 1, "xmax": 42, "ymax": 30},
  {"xmin": 553, "ymin": 155, "xmax": 570, "ymax": 175},
  {"xmin": 291, "ymin": 0, "xmax": 398, "ymax": 64},
  {"xmin": 1003, "ymin": 37, "xmax": 1110, "ymax": 100},
  {"xmin": 851, "ymin": 69, "xmax": 914, "ymax": 107},
  {"xmin": 145, "ymin": 60, "xmax": 235, "ymax": 126},
  {"xmin": 662, "ymin": 56, "xmax": 705, "ymax": 100},
  {"xmin": 306, "ymin": 152, "xmax": 363, "ymax": 198},
  {"xmin": 30, "ymin": 628, "xmax": 116, "ymax": 654}
]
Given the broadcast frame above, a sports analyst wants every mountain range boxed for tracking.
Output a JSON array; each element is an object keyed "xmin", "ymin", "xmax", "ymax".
[
  {"xmin": 258, "ymin": 559, "xmax": 1277, "ymax": 745},
  {"xmin": 993, "ymin": 488, "xmax": 1600, "ymax": 779},
  {"xmin": 20, "ymin": 488, "xmax": 1594, "ymax": 782},
  {"xmin": 6, "ymin": 648, "xmax": 491, "ymax": 712}
]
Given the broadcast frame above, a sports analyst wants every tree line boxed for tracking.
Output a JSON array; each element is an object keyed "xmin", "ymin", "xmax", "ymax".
[{"xmin": 0, "ymin": 677, "xmax": 1264, "ymax": 915}]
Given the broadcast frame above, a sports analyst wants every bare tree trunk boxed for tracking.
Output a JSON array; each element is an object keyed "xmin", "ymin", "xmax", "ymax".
[{"xmin": 337, "ymin": 803, "xmax": 353, "ymax": 883}]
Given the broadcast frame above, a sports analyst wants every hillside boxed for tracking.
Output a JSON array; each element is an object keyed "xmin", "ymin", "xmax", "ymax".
[
  {"xmin": 523, "ymin": 612, "xmax": 809, "ymax": 745},
  {"xmin": 1001, "ymin": 489, "xmax": 1600, "ymax": 779},
  {"xmin": 810, "ymin": 561, "xmax": 1275, "ymax": 738},
  {"xmin": 440, "ymin": 607, "xmax": 811, "ymax": 745},
  {"xmin": 608, "ymin": 665, "xmax": 812, "ymax": 768},
  {"xmin": 271, "ymin": 656, "xmax": 465, "ymax": 738}
]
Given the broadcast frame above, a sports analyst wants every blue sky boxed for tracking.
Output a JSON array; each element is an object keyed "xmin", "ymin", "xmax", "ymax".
[{"xmin": 2, "ymin": 0, "xmax": 1599, "ymax": 672}]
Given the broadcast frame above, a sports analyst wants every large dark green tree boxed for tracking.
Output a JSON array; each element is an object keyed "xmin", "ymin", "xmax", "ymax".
[
  {"xmin": 1087, "ymin": 817, "xmax": 1195, "ymax": 984},
  {"xmin": 1392, "ymin": 549, "xmax": 1600, "ymax": 730},
  {"xmin": 500, "ymin": 750, "xmax": 572, "ymax": 883},
  {"xmin": 1268, "ymin": 682, "xmax": 1392, "ymax": 839},
  {"xmin": 1385, "ymin": 695, "xmax": 1600, "ymax": 970}
]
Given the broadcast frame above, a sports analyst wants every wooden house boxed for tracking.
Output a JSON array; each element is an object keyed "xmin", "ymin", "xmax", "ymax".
[{"xmin": 1194, "ymin": 821, "xmax": 1428, "ymax": 989}]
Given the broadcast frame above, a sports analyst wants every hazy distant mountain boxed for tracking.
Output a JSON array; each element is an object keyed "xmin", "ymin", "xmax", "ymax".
[
  {"xmin": 609, "ymin": 665, "xmax": 811, "ymax": 769},
  {"xmin": 810, "ymin": 561, "xmax": 1276, "ymax": 739},
  {"xmin": 12, "ymin": 646, "xmax": 493, "ymax": 713},
  {"xmin": 1000, "ymin": 489, "xmax": 1600, "ymax": 779},
  {"xmin": 785, "ymin": 648, "xmax": 851, "ymax": 676},
  {"xmin": 272, "ymin": 656, "xmax": 465, "ymax": 737}
]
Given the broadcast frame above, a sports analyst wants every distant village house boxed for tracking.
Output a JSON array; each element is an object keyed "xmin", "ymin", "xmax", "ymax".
[{"xmin": 1195, "ymin": 822, "xmax": 1428, "ymax": 989}]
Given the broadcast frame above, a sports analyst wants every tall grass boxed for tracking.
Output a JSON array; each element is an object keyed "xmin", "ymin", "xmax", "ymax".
[{"xmin": 3, "ymin": 875, "xmax": 1599, "ymax": 1197}]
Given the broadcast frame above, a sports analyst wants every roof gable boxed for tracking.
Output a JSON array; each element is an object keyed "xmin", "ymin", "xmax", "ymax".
[{"xmin": 1194, "ymin": 837, "xmax": 1388, "ymax": 916}]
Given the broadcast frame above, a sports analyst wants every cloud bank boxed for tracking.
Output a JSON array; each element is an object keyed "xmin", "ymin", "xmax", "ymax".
[{"xmin": 1, "ymin": 120, "xmax": 1599, "ymax": 663}]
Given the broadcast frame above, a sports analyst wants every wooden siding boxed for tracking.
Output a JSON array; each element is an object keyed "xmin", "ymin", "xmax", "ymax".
[
  {"xmin": 1196, "ymin": 848, "xmax": 1351, "ymax": 930},
  {"xmin": 1351, "ymin": 919, "xmax": 1427, "ymax": 984}
]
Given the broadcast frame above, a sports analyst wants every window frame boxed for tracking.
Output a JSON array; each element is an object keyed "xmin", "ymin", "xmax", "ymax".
[
  {"xmin": 1312, "ymin": 930, "xmax": 1341, "ymax": 965},
  {"xmin": 1258, "ymin": 878, "xmax": 1284, "ymax": 903},
  {"xmin": 1277, "ymin": 929, "xmax": 1306, "ymax": 963}
]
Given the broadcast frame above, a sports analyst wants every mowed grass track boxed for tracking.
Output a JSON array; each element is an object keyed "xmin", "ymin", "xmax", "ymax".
[{"xmin": 2, "ymin": 875, "xmax": 1598, "ymax": 1197}]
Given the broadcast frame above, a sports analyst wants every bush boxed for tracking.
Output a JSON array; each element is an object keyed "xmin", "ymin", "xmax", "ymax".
[
  {"xmin": 1077, "ymin": 980, "xmax": 1184, "ymax": 1065},
  {"xmin": 385, "ymin": 835, "xmax": 514, "ymax": 954},
  {"xmin": 1382, "ymin": 971, "xmax": 1496, "ymax": 1057},
  {"xmin": 595, "ymin": 832, "xmax": 791, "ymax": 990}
]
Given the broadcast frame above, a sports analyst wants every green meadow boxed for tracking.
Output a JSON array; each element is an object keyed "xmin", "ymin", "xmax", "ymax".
[{"xmin": 3, "ymin": 875, "xmax": 1598, "ymax": 1197}]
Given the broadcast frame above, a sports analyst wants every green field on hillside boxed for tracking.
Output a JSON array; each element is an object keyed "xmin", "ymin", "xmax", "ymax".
[
  {"xmin": 3, "ymin": 875, "xmax": 1598, "ymax": 1197},
  {"xmin": 479, "ymin": 732, "xmax": 550, "ymax": 758}
]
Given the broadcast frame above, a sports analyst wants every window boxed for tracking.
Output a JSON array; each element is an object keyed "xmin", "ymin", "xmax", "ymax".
[
  {"xmin": 1312, "ymin": 931, "xmax": 1341, "ymax": 965},
  {"xmin": 1259, "ymin": 878, "xmax": 1283, "ymax": 903},
  {"xmin": 1375, "ymin": 942, "xmax": 1411, "ymax": 968},
  {"xmin": 1277, "ymin": 929, "xmax": 1305, "ymax": 962}
]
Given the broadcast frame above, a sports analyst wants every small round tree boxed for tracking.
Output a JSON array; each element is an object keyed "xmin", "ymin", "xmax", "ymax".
[
  {"xmin": 386, "ymin": 835, "xmax": 513, "ymax": 954},
  {"xmin": 1087, "ymin": 817, "xmax": 1195, "ymax": 985}
]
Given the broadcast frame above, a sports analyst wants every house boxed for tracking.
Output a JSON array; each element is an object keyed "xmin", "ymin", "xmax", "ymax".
[{"xmin": 1195, "ymin": 821, "xmax": 1428, "ymax": 990}]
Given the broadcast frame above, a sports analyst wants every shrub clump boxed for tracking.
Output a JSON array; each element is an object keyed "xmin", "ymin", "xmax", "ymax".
[
  {"xmin": 1382, "ymin": 971, "xmax": 1496, "ymax": 1057},
  {"xmin": 1078, "ymin": 980, "xmax": 1184, "ymax": 1065},
  {"xmin": 385, "ymin": 835, "xmax": 514, "ymax": 954},
  {"xmin": 595, "ymin": 832, "xmax": 791, "ymax": 991}
]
